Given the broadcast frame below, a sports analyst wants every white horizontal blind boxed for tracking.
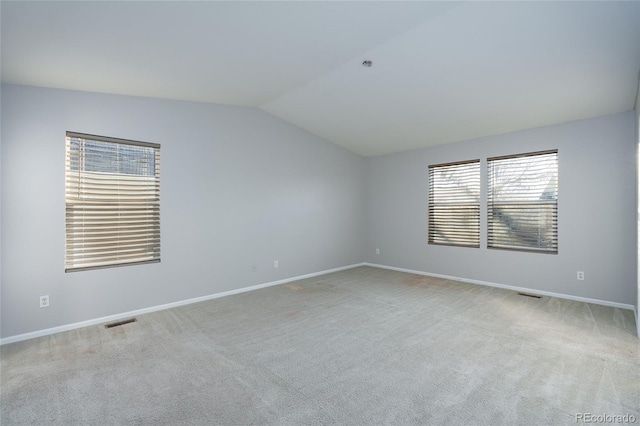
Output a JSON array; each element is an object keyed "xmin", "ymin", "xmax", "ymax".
[
  {"xmin": 428, "ymin": 160, "xmax": 480, "ymax": 248},
  {"xmin": 65, "ymin": 132, "xmax": 160, "ymax": 271},
  {"xmin": 487, "ymin": 150, "xmax": 557, "ymax": 253}
]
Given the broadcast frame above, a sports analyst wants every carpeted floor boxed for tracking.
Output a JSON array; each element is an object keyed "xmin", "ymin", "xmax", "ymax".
[{"xmin": 1, "ymin": 266, "xmax": 639, "ymax": 425}]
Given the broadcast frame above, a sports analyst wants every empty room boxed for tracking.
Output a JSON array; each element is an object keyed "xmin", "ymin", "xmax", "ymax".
[{"xmin": 1, "ymin": 1, "xmax": 639, "ymax": 425}]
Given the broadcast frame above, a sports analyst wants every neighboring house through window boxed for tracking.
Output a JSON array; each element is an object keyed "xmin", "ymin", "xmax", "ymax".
[{"xmin": 65, "ymin": 132, "xmax": 161, "ymax": 271}]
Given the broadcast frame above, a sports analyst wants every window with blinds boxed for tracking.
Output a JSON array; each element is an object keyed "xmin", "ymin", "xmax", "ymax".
[
  {"xmin": 487, "ymin": 150, "xmax": 557, "ymax": 253},
  {"xmin": 428, "ymin": 160, "xmax": 480, "ymax": 248},
  {"xmin": 65, "ymin": 132, "xmax": 161, "ymax": 272}
]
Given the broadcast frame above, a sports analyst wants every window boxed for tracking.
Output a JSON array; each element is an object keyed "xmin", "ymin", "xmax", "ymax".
[
  {"xmin": 487, "ymin": 150, "xmax": 557, "ymax": 253},
  {"xmin": 428, "ymin": 160, "xmax": 480, "ymax": 247},
  {"xmin": 65, "ymin": 132, "xmax": 160, "ymax": 271}
]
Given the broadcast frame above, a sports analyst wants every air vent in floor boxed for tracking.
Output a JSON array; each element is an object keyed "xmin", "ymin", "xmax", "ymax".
[
  {"xmin": 517, "ymin": 293, "xmax": 542, "ymax": 299},
  {"xmin": 104, "ymin": 318, "xmax": 137, "ymax": 328}
]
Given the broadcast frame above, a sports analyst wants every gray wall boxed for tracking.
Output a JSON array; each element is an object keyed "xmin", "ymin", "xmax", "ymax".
[
  {"xmin": 366, "ymin": 112, "xmax": 637, "ymax": 305},
  {"xmin": 0, "ymin": 84, "xmax": 365, "ymax": 339},
  {"xmin": 636, "ymin": 72, "xmax": 640, "ymax": 330},
  {"xmin": 2, "ymin": 82, "xmax": 637, "ymax": 340}
]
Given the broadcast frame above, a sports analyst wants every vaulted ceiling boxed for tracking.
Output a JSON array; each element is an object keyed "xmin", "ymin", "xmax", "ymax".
[{"xmin": 2, "ymin": 1, "xmax": 639, "ymax": 156}]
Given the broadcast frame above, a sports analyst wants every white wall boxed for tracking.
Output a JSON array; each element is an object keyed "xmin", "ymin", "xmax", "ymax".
[
  {"xmin": 366, "ymin": 112, "xmax": 637, "ymax": 306},
  {"xmin": 0, "ymin": 84, "xmax": 365, "ymax": 339}
]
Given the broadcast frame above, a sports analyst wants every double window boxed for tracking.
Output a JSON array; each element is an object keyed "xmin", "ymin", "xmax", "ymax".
[
  {"xmin": 428, "ymin": 150, "xmax": 558, "ymax": 253},
  {"xmin": 65, "ymin": 132, "xmax": 161, "ymax": 271}
]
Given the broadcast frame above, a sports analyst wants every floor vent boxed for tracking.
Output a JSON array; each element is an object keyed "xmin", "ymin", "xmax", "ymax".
[
  {"xmin": 518, "ymin": 292, "xmax": 542, "ymax": 299},
  {"xmin": 105, "ymin": 318, "xmax": 137, "ymax": 329}
]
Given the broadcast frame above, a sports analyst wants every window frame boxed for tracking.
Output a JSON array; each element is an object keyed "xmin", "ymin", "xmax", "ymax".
[
  {"xmin": 428, "ymin": 159, "xmax": 481, "ymax": 248},
  {"xmin": 65, "ymin": 132, "xmax": 161, "ymax": 272},
  {"xmin": 487, "ymin": 149, "xmax": 558, "ymax": 254}
]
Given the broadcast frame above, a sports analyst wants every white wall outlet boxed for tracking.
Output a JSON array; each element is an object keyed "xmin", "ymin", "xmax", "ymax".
[
  {"xmin": 376, "ymin": 248, "xmax": 380, "ymax": 255},
  {"xmin": 577, "ymin": 271, "xmax": 584, "ymax": 281},
  {"xmin": 40, "ymin": 295, "xmax": 49, "ymax": 308},
  {"xmin": 274, "ymin": 260, "xmax": 279, "ymax": 268},
  {"xmin": 251, "ymin": 264, "xmax": 257, "ymax": 272}
]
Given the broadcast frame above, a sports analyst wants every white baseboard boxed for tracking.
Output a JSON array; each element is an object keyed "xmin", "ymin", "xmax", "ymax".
[
  {"xmin": 0, "ymin": 263, "xmax": 366, "ymax": 345},
  {"xmin": 365, "ymin": 262, "xmax": 636, "ymax": 312}
]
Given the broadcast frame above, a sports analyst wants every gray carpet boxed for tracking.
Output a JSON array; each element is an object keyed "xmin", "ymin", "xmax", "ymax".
[{"xmin": 1, "ymin": 266, "xmax": 639, "ymax": 425}]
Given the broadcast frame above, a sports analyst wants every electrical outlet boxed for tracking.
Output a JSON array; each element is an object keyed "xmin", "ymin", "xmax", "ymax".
[
  {"xmin": 274, "ymin": 260, "xmax": 279, "ymax": 268},
  {"xmin": 40, "ymin": 295, "xmax": 49, "ymax": 308},
  {"xmin": 577, "ymin": 271, "xmax": 584, "ymax": 281},
  {"xmin": 251, "ymin": 264, "xmax": 257, "ymax": 272},
  {"xmin": 376, "ymin": 248, "xmax": 380, "ymax": 255}
]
